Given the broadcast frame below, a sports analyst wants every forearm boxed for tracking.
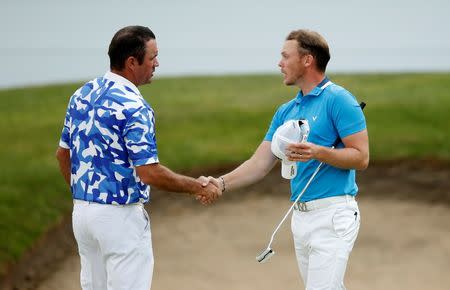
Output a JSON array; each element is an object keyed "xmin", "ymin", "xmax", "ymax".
[
  {"xmin": 155, "ymin": 172, "xmax": 202, "ymax": 195},
  {"xmin": 222, "ymin": 161, "xmax": 260, "ymax": 191},
  {"xmin": 56, "ymin": 147, "xmax": 71, "ymax": 186},
  {"xmin": 59, "ymin": 164, "xmax": 71, "ymax": 185},
  {"xmin": 316, "ymin": 146, "xmax": 369, "ymax": 170},
  {"xmin": 287, "ymin": 130, "xmax": 369, "ymax": 170},
  {"xmin": 139, "ymin": 164, "xmax": 202, "ymax": 195},
  {"xmin": 222, "ymin": 150, "xmax": 277, "ymax": 192}
]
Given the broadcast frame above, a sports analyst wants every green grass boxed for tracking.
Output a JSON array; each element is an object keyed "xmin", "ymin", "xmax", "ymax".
[
  {"xmin": 0, "ymin": 73, "xmax": 449, "ymax": 274},
  {"xmin": 334, "ymin": 74, "xmax": 450, "ymax": 160}
]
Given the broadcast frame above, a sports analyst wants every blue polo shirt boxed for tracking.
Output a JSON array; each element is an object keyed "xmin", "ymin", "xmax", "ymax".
[
  {"xmin": 264, "ymin": 77, "xmax": 366, "ymax": 202},
  {"xmin": 59, "ymin": 72, "xmax": 158, "ymax": 205}
]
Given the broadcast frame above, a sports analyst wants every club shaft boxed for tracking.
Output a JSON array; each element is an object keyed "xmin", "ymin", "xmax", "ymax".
[{"xmin": 266, "ymin": 161, "xmax": 323, "ymax": 248}]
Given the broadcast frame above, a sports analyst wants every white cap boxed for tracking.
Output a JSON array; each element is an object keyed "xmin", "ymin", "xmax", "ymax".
[{"xmin": 271, "ymin": 119, "xmax": 310, "ymax": 179}]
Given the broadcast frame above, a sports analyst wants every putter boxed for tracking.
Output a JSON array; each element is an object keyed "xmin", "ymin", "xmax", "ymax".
[
  {"xmin": 257, "ymin": 101, "xmax": 366, "ymax": 263},
  {"xmin": 256, "ymin": 161, "xmax": 324, "ymax": 263}
]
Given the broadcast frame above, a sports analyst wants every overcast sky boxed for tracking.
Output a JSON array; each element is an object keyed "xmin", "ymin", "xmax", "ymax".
[{"xmin": 1, "ymin": 0, "xmax": 449, "ymax": 88}]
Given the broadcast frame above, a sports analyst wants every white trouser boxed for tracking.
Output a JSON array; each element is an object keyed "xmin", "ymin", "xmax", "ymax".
[
  {"xmin": 291, "ymin": 196, "xmax": 360, "ymax": 290},
  {"xmin": 72, "ymin": 200, "xmax": 154, "ymax": 290}
]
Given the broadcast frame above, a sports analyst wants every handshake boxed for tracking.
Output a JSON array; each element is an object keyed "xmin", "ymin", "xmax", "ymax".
[{"xmin": 194, "ymin": 176, "xmax": 224, "ymax": 205}]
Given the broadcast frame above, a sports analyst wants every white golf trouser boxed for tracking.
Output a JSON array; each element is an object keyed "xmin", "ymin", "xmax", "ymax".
[
  {"xmin": 291, "ymin": 196, "xmax": 360, "ymax": 290},
  {"xmin": 72, "ymin": 200, "xmax": 154, "ymax": 290}
]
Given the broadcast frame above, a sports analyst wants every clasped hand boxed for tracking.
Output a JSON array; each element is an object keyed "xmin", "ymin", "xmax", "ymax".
[{"xmin": 195, "ymin": 176, "xmax": 222, "ymax": 205}]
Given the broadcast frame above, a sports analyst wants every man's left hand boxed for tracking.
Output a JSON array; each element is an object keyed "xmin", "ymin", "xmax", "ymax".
[{"xmin": 285, "ymin": 142, "xmax": 319, "ymax": 162}]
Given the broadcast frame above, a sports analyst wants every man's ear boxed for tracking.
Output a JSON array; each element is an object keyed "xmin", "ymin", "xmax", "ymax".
[
  {"xmin": 124, "ymin": 56, "xmax": 137, "ymax": 70},
  {"xmin": 304, "ymin": 54, "xmax": 314, "ymax": 67}
]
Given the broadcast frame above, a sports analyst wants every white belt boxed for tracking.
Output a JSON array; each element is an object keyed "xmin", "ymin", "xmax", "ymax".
[
  {"xmin": 73, "ymin": 199, "xmax": 143, "ymax": 207},
  {"xmin": 294, "ymin": 195, "xmax": 355, "ymax": 212}
]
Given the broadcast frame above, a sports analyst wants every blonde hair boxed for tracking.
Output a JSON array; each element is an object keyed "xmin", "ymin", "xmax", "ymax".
[{"xmin": 286, "ymin": 29, "xmax": 330, "ymax": 72}]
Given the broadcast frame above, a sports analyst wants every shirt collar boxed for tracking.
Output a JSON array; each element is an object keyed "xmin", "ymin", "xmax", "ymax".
[
  {"xmin": 103, "ymin": 71, "xmax": 141, "ymax": 96},
  {"xmin": 295, "ymin": 76, "xmax": 332, "ymax": 103}
]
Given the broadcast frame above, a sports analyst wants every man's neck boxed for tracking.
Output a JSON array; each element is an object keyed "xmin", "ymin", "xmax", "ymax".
[
  {"xmin": 111, "ymin": 69, "xmax": 138, "ymax": 87},
  {"xmin": 298, "ymin": 71, "xmax": 326, "ymax": 96}
]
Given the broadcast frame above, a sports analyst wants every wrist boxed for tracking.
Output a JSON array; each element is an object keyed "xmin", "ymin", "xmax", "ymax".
[
  {"xmin": 315, "ymin": 144, "xmax": 330, "ymax": 162},
  {"xmin": 219, "ymin": 176, "xmax": 226, "ymax": 193},
  {"xmin": 189, "ymin": 178, "xmax": 204, "ymax": 195}
]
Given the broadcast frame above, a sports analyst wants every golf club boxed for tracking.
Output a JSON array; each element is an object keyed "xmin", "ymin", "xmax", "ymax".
[{"xmin": 256, "ymin": 160, "xmax": 324, "ymax": 263}]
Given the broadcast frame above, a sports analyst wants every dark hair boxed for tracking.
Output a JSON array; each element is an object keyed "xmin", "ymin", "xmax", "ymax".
[
  {"xmin": 286, "ymin": 30, "xmax": 330, "ymax": 72},
  {"xmin": 108, "ymin": 26, "xmax": 156, "ymax": 70}
]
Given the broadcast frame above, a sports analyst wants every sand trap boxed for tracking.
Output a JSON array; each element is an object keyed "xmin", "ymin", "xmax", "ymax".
[{"xmin": 36, "ymin": 165, "xmax": 450, "ymax": 290}]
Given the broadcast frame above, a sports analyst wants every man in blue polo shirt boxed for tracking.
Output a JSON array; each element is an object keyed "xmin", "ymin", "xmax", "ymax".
[
  {"xmin": 56, "ymin": 26, "xmax": 220, "ymax": 290},
  {"xmin": 201, "ymin": 29, "xmax": 369, "ymax": 289}
]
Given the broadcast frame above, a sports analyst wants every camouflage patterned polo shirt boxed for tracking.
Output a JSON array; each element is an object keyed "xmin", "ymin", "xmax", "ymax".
[{"xmin": 59, "ymin": 71, "xmax": 158, "ymax": 204}]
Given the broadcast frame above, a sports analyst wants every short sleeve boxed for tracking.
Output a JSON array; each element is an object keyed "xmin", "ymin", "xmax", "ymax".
[
  {"xmin": 331, "ymin": 92, "xmax": 366, "ymax": 139},
  {"xmin": 264, "ymin": 106, "xmax": 284, "ymax": 142},
  {"xmin": 123, "ymin": 105, "xmax": 159, "ymax": 166}
]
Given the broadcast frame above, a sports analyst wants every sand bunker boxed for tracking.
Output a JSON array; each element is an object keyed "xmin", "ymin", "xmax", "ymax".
[{"xmin": 35, "ymin": 164, "xmax": 450, "ymax": 290}]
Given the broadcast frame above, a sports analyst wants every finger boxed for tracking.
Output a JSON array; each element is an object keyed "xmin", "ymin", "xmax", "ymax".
[
  {"xmin": 286, "ymin": 150, "xmax": 300, "ymax": 159},
  {"xmin": 202, "ymin": 192, "xmax": 214, "ymax": 203},
  {"xmin": 206, "ymin": 184, "xmax": 220, "ymax": 198},
  {"xmin": 200, "ymin": 196, "xmax": 209, "ymax": 205},
  {"xmin": 208, "ymin": 176, "xmax": 220, "ymax": 188},
  {"xmin": 197, "ymin": 195, "xmax": 210, "ymax": 202},
  {"xmin": 197, "ymin": 176, "xmax": 210, "ymax": 186},
  {"xmin": 286, "ymin": 142, "xmax": 308, "ymax": 150},
  {"xmin": 291, "ymin": 157, "xmax": 311, "ymax": 162},
  {"xmin": 208, "ymin": 191, "xmax": 217, "ymax": 201},
  {"xmin": 287, "ymin": 152, "xmax": 309, "ymax": 162},
  {"xmin": 197, "ymin": 195, "xmax": 207, "ymax": 205},
  {"xmin": 286, "ymin": 143, "xmax": 300, "ymax": 150},
  {"xmin": 203, "ymin": 196, "xmax": 212, "ymax": 205}
]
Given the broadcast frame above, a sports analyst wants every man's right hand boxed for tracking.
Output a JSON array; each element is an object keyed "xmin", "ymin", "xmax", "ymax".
[
  {"xmin": 196, "ymin": 176, "xmax": 222, "ymax": 205},
  {"xmin": 198, "ymin": 176, "xmax": 222, "ymax": 190},
  {"xmin": 195, "ymin": 178, "xmax": 221, "ymax": 205}
]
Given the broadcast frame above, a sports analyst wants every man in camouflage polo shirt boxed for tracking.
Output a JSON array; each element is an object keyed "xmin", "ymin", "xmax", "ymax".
[{"xmin": 56, "ymin": 26, "xmax": 220, "ymax": 290}]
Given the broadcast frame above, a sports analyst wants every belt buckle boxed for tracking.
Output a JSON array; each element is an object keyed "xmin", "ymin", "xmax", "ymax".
[{"xmin": 296, "ymin": 202, "xmax": 308, "ymax": 212}]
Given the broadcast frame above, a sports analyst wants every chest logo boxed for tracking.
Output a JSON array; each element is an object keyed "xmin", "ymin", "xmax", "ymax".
[{"xmin": 312, "ymin": 116, "xmax": 318, "ymax": 121}]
